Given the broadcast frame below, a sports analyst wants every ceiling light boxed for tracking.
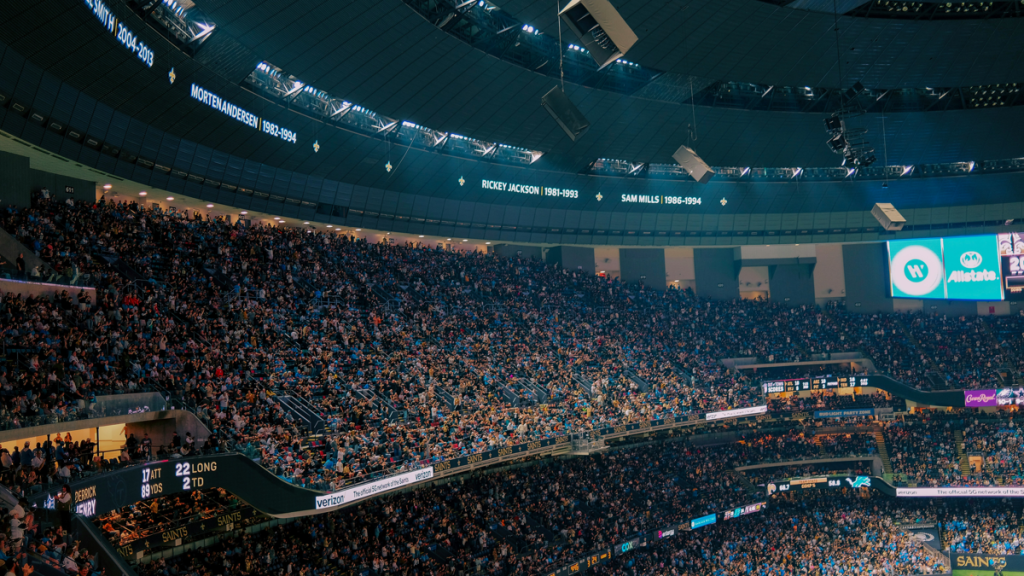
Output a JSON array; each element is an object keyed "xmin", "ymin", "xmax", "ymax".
[
  {"xmin": 240, "ymin": 211, "xmax": 248, "ymax": 215},
  {"xmin": 447, "ymin": 238, "xmax": 452, "ymax": 241},
  {"xmin": 462, "ymin": 239, "xmax": 468, "ymax": 242},
  {"xmin": 356, "ymin": 229, "xmax": 361, "ymax": 231},
  {"xmin": 304, "ymin": 222, "xmax": 310, "ymax": 225},
  {"xmin": 418, "ymin": 235, "xmax": 424, "ymax": 238},
  {"xmin": 206, "ymin": 204, "xmax": 214, "ymax": 208},
  {"xmin": 274, "ymin": 217, "xmax": 280, "ymax": 220},
  {"xmin": 138, "ymin": 191, "xmax": 147, "ymax": 196},
  {"xmin": 166, "ymin": 196, "xmax": 174, "ymax": 201},
  {"xmin": 102, "ymin": 184, "xmax": 112, "ymax": 190},
  {"xmin": 327, "ymin": 225, "xmax": 333, "ymax": 228},
  {"xmin": 485, "ymin": 242, "xmax": 491, "ymax": 244}
]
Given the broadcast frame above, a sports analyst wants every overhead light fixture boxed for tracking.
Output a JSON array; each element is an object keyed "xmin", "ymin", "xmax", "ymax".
[
  {"xmin": 206, "ymin": 204, "xmax": 214, "ymax": 208},
  {"xmin": 304, "ymin": 222, "xmax": 310, "ymax": 224},
  {"xmin": 327, "ymin": 225, "xmax": 333, "ymax": 228},
  {"xmin": 827, "ymin": 133, "xmax": 847, "ymax": 152},
  {"xmin": 356, "ymin": 229, "xmax": 361, "ymax": 231},
  {"xmin": 138, "ymin": 191, "xmax": 147, "ymax": 196},
  {"xmin": 240, "ymin": 211, "xmax": 248, "ymax": 215},
  {"xmin": 485, "ymin": 242, "xmax": 491, "ymax": 244},
  {"xmin": 273, "ymin": 217, "xmax": 280, "ymax": 220},
  {"xmin": 447, "ymin": 238, "xmax": 452, "ymax": 241},
  {"xmin": 103, "ymin": 184, "xmax": 112, "ymax": 190},
  {"xmin": 166, "ymin": 196, "xmax": 174, "ymax": 201},
  {"xmin": 462, "ymin": 239, "xmax": 468, "ymax": 242},
  {"xmin": 419, "ymin": 235, "xmax": 424, "ymax": 238}
]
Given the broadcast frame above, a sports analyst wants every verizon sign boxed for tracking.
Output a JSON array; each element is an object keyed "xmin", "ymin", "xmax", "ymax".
[
  {"xmin": 705, "ymin": 405, "xmax": 768, "ymax": 421},
  {"xmin": 314, "ymin": 467, "xmax": 434, "ymax": 510}
]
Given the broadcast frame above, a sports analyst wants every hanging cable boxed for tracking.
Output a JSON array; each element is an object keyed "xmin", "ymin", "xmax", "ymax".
[
  {"xmin": 881, "ymin": 114, "xmax": 890, "ymax": 187},
  {"xmin": 833, "ymin": 0, "xmax": 845, "ymax": 116},
  {"xmin": 557, "ymin": 0, "xmax": 565, "ymax": 92}
]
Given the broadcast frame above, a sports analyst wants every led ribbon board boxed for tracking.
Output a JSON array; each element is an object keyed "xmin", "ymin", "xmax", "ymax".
[
  {"xmin": 83, "ymin": 0, "xmax": 154, "ymax": 68},
  {"xmin": 190, "ymin": 84, "xmax": 298, "ymax": 144}
]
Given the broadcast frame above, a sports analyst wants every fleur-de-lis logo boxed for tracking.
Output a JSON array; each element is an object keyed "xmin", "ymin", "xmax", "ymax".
[
  {"xmin": 595, "ymin": 192, "xmax": 603, "ymax": 201},
  {"xmin": 168, "ymin": 68, "xmax": 176, "ymax": 85},
  {"xmin": 458, "ymin": 176, "xmax": 465, "ymax": 186},
  {"xmin": 385, "ymin": 161, "xmax": 393, "ymax": 173},
  {"xmin": 720, "ymin": 198, "xmax": 727, "ymax": 206},
  {"xmin": 312, "ymin": 140, "xmax": 320, "ymax": 153}
]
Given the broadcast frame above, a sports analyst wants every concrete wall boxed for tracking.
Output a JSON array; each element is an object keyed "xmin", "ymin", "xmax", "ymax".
[
  {"xmin": 493, "ymin": 244, "xmax": 542, "ymax": 261},
  {"xmin": 664, "ymin": 247, "xmax": 696, "ymax": 291},
  {"xmin": 842, "ymin": 243, "xmax": 894, "ymax": 313},
  {"xmin": 545, "ymin": 246, "xmax": 595, "ymax": 274},
  {"xmin": 594, "ymin": 248, "xmax": 620, "ymax": 279},
  {"xmin": 694, "ymin": 248, "xmax": 740, "ymax": 300},
  {"xmin": 29, "ymin": 169, "xmax": 96, "ymax": 205},
  {"xmin": 769, "ymin": 264, "xmax": 817, "ymax": 307},
  {"xmin": 0, "ymin": 150, "xmax": 31, "ymax": 208},
  {"xmin": 619, "ymin": 248, "xmax": 666, "ymax": 288},
  {"xmin": 814, "ymin": 243, "xmax": 846, "ymax": 299}
]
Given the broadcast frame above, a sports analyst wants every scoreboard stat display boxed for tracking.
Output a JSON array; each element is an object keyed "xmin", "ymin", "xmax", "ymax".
[{"xmin": 761, "ymin": 375, "xmax": 870, "ymax": 395}]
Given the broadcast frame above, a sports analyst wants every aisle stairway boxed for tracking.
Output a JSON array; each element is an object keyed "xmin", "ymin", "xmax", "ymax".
[
  {"xmin": 814, "ymin": 435, "xmax": 826, "ymax": 457},
  {"xmin": 896, "ymin": 316, "xmax": 947, "ymax": 388},
  {"xmin": 874, "ymin": 430, "xmax": 893, "ymax": 477},
  {"xmin": 726, "ymin": 470, "xmax": 761, "ymax": 496},
  {"xmin": 955, "ymin": 429, "xmax": 971, "ymax": 476}
]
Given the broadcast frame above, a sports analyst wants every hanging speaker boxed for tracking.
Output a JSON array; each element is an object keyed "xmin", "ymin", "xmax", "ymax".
[
  {"xmin": 541, "ymin": 87, "xmax": 590, "ymax": 142},
  {"xmin": 559, "ymin": 0, "xmax": 638, "ymax": 70},
  {"xmin": 672, "ymin": 145, "xmax": 714, "ymax": 184}
]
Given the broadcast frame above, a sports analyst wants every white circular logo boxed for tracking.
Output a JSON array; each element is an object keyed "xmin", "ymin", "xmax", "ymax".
[
  {"xmin": 912, "ymin": 532, "xmax": 935, "ymax": 542},
  {"xmin": 891, "ymin": 245, "xmax": 943, "ymax": 296},
  {"xmin": 960, "ymin": 251, "xmax": 982, "ymax": 269}
]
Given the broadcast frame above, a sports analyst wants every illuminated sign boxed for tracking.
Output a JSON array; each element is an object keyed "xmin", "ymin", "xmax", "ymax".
[
  {"xmin": 897, "ymin": 486, "xmax": 1024, "ymax": 497},
  {"xmin": 888, "ymin": 235, "xmax": 1003, "ymax": 300},
  {"xmin": 723, "ymin": 502, "xmax": 766, "ymax": 520},
  {"xmin": 690, "ymin": 513, "xmax": 717, "ymax": 529},
  {"xmin": 315, "ymin": 467, "xmax": 434, "ymax": 510},
  {"xmin": 480, "ymin": 180, "xmax": 578, "ymax": 199},
  {"xmin": 620, "ymin": 194, "xmax": 701, "ymax": 205},
  {"xmin": 190, "ymin": 84, "xmax": 298, "ymax": 144},
  {"xmin": 705, "ymin": 405, "xmax": 767, "ymax": 421},
  {"xmin": 83, "ymin": 0, "xmax": 154, "ymax": 68}
]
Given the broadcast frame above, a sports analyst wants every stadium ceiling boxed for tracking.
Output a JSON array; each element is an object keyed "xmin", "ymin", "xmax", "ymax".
[
  {"xmin": 170, "ymin": 0, "xmax": 1024, "ymax": 167},
  {"xmin": 3, "ymin": 0, "xmax": 1024, "ymax": 216}
]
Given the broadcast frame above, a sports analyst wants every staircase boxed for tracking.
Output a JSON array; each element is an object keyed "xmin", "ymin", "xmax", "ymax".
[
  {"xmin": 571, "ymin": 369, "xmax": 594, "ymax": 397},
  {"xmin": 896, "ymin": 316, "xmax": 947, "ymax": 388},
  {"xmin": 874, "ymin": 430, "xmax": 893, "ymax": 477},
  {"xmin": 273, "ymin": 394, "xmax": 327, "ymax": 435},
  {"xmin": 726, "ymin": 470, "xmax": 761, "ymax": 496},
  {"xmin": 955, "ymin": 429, "xmax": 971, "ymax": 476},
  {"xmin": 623, "ymin": 369, "xmax": 650, "ymax": 393}
]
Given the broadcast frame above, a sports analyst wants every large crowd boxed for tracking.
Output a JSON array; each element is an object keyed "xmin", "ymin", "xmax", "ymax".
[{"xmin": 3, "ymin": 194, "xmax": 1024, "ymax": 573}]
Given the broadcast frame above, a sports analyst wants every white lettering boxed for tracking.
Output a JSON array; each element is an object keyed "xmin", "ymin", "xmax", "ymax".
[{"xmin": 315, "ymin": 467, "xmax": 434, "ymax": 510}]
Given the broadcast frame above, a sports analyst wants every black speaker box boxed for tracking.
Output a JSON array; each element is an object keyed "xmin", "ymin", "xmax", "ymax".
[{"xmin": 541, "ymin": 87, "xmax": 590, "ymax": 142}]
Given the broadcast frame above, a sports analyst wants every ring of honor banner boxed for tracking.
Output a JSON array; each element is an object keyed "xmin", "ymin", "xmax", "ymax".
[{"xmin": 953, "ymin": 554, "xmax": 1024, "ymax": 576}]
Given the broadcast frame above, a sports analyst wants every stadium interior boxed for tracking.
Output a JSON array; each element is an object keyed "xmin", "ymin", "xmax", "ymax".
[{"xmin": 0, "ymin": 0, "xmax": 1023, "ymax": 575}]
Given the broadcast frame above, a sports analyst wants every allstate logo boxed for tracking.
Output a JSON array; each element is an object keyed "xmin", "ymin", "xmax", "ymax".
[
  {"xmin": 891, "ymin": 245, "xmax": 943, "ymax": 296},
  {"xmin": 960, "ymin": 251, "xmax": 982, "ymax": 269}
]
